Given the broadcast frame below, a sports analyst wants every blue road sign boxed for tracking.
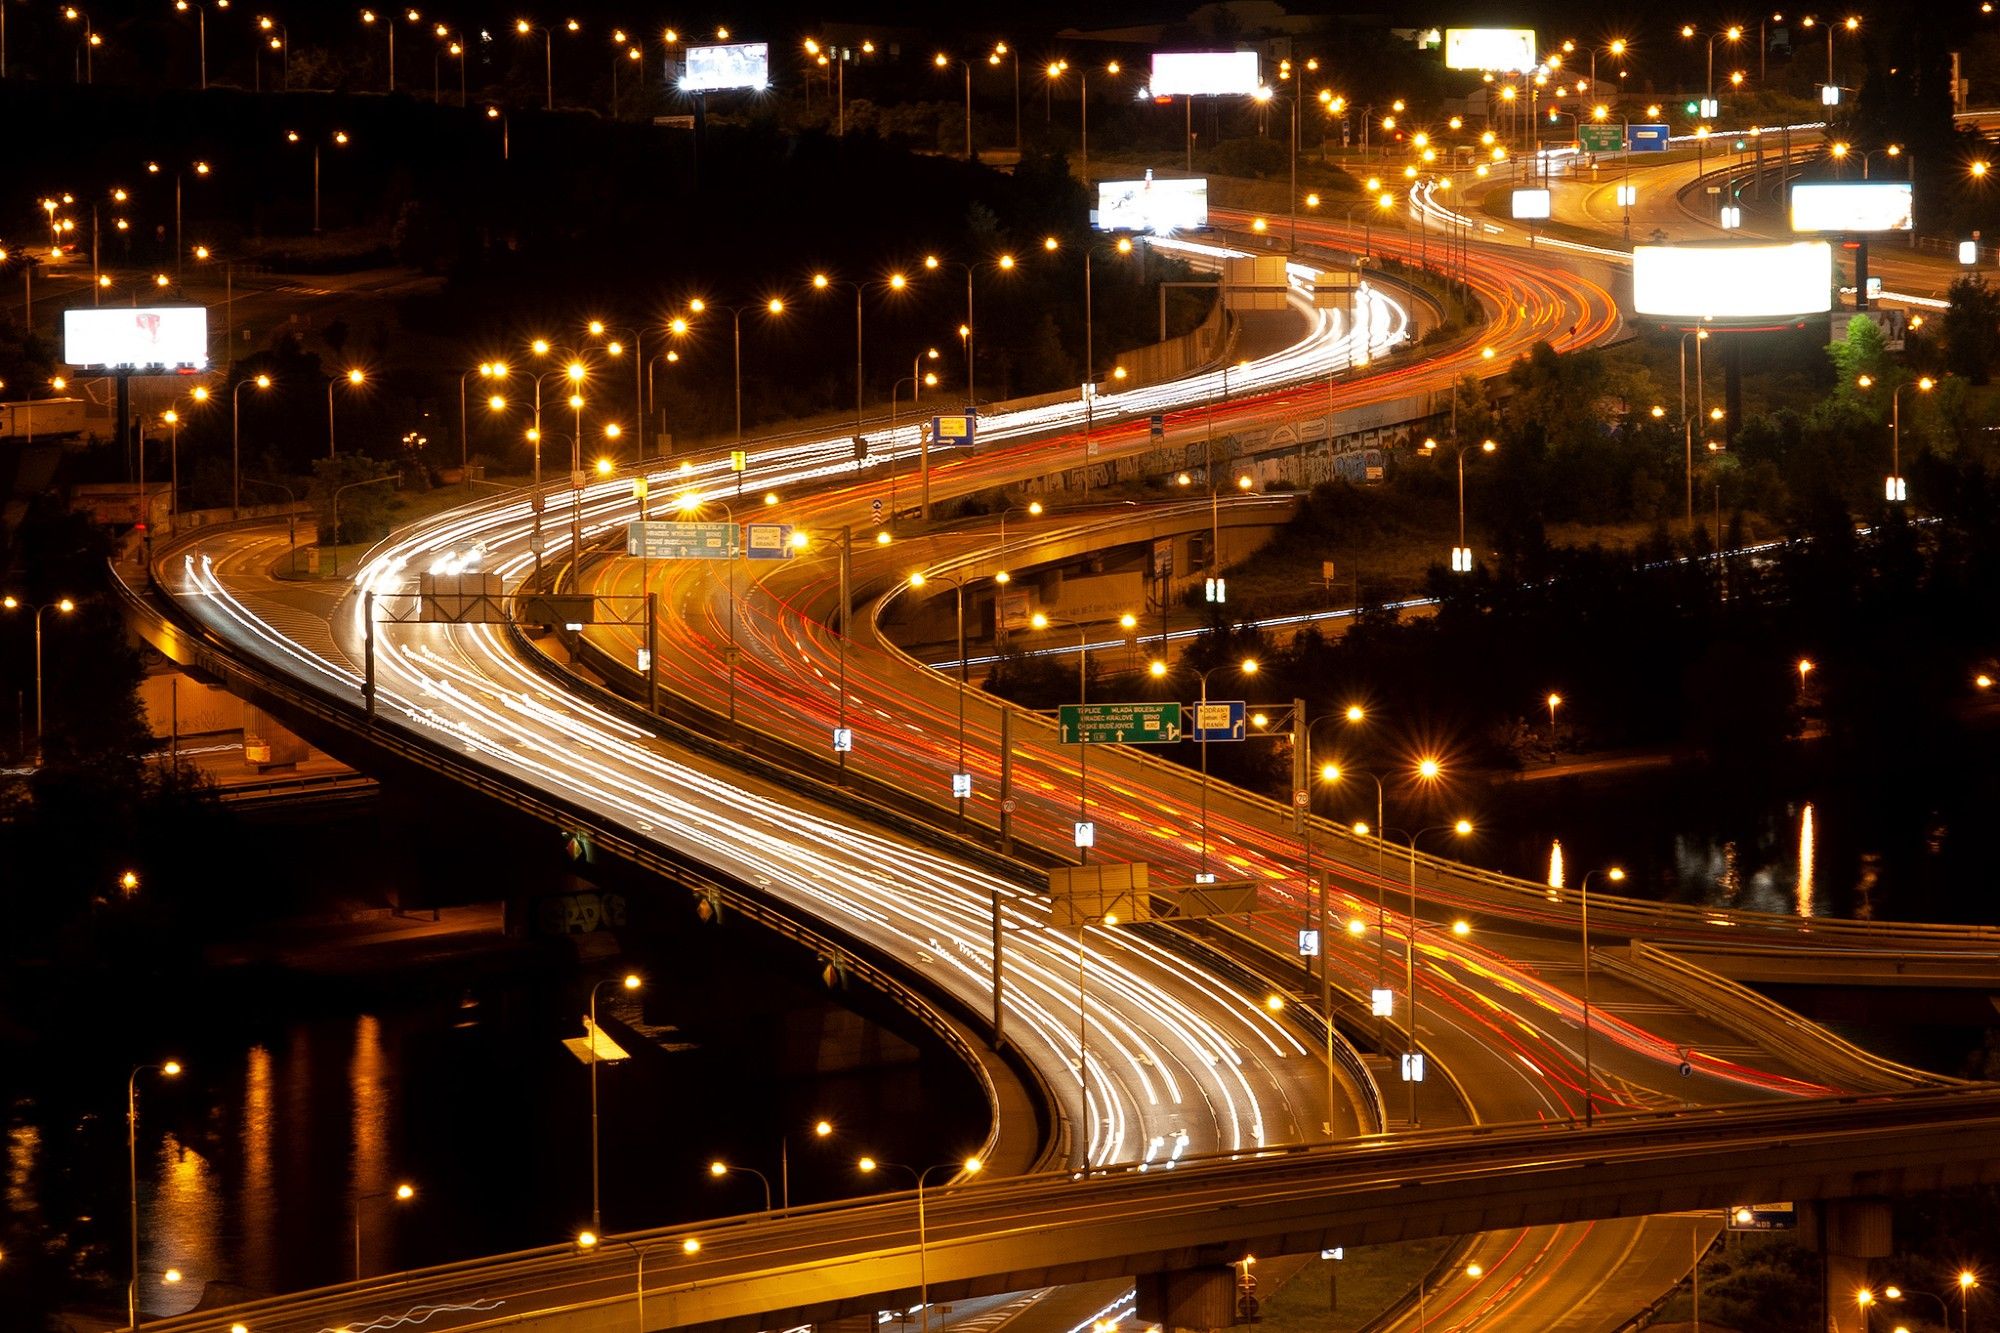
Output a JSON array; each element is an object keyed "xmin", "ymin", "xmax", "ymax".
[
  {"xmin": 742, "ymin": 522, "xmax": 795, "ymax": 560},
  {"xmin": 1629, "ymin": 123, "xmax": 1671, "ymax": 153},
  {"xmin": 932, "ymin": 413, "xmax": 976, "ymax": 446},
  {"xmin": 1190, "ymin": 700, "xmax": 1247, "ymax": 741}
]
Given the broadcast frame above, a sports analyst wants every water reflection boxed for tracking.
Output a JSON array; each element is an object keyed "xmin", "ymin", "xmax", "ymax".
[
  {"xmin": 146, "ymin": 1133, "xmax": 215, "ymax": 1320},
  {"xmin": 242, "ymin": 1044, "xmax": 275, "ymax": 1291},
  {"xmin": 351, "ymin": 1014, "xmax": 390, "ymax": 1277},
  {"xmin": 1547, "ymin": 840, "xmax": 1564, "ymax": 890},
  {"xmin": 8, "ymin": 1121, "xmax": 39, "ymax": 1219}
]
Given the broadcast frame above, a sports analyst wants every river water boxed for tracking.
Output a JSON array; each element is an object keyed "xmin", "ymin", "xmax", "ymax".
[{"xmin": 4, "ymin": 815, "xmax": 984, "ymax": 1322}]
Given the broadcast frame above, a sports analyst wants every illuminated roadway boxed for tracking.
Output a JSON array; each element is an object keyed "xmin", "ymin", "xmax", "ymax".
[{"xmin": 135, "ymin": 222, "xmax": 1942, "ymax": 1333}]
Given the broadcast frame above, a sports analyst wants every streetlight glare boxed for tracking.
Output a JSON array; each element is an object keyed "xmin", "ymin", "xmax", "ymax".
[
  {"xmin": 1418, "ymin": 757, "xmax": 1441, "ymax": 779},
  {"xmin": 858, "ymin": 1156, "xmax": 878, "ymax": 1172},
  {"xmin": 1345, "ymin": 704, "xmax": 1364, "ymax": 722},
  {"xmin": 814, "ymin": 1119, "xmax": 834, "ymax": 1137},
  {"xmin": 682, "ymin": 1237, "xmax": 701, "ymax": 1254},
  {"xmin": 767, "ymin": 298, "xmax": 785, "ymax": 314},
  {"xmin": 395, "ymin": 1182, "xmax": 415, "ymax": 1200},
  {"xmin": 575, "ymin": 1230, "xmax": 598, "ymax": 1250},
  {"xmin": 1320, "ymin": 763, "xmax": 1339, "ymax": 781},
  {"xmin": 709, "ymin": 1160, "xmax": 728, "ymax": 1176},
  {"xmin": 1149, "ymin": 660, "xmax": 1168, "ymax": 677},
  {"xmin": 963, "ymin": 1156, "xmax": 982, "ymax": 1174},
  {"xmin": 1241, "ymin": 658, "xmax": 1259, "ymax": 674},
  {"xmin": 1454, "ymin": 819, "xmax": 1474, "ymax": 835},
  {"xmin": 162, "ymin": 1061, "xmax": 182, "ymax": 1076},
  {"xmin": 1029, "ymin": 612, "xmax": 1050, "ymax": 630}
]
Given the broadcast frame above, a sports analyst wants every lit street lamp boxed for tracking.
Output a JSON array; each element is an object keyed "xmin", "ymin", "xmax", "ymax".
[
  {"xmin": 353, "ymin": 1182, "xmax": 414, "ymax": 1280},
  {"xmin": 1857, "ymin": 373, "xmax": 1933, "ymax": 502},
  {"xmin": 1575, "ymin": 865, "xmax": 1624, "ymax": 1124},
  {"xmin": 1419, "ymin": 437, "xmax": 1497, "ymax": 572},
  {"xmin": 676, "ymin": 493, "xmax": 743, "ymax": 722},
  {"xmin": 1150, "ymin": 656, "xmax": 1259, "ymax": 882},
  {"xmin": 1376, "ymin": 819, "xmax": 1474, "ymax": 1125},
  {"xmin": 586, "ymin": 972, "xmax": 642, "ymax": 1235},
  {"xmin": 230, "ymin": 373, "xmax": 272, "ymax": 520},
  {"xmin": 810, "ymin": 270, "xmax": 912, "ymax": 439},
  {"xmin": 2, "ymin": 595, "xmax": 76, "ymax": 765},
  {"xmin": 909, "ymin": 570, "xmax": 985, "ymax": 822},
  {"xmin": 1033, "ymin": 609, "xmax": 1136, "ymax": 861},
  {"xmin": 328, "ymin": 367, "xmax": 365, "ymax": 458},
  {"xmin": 920, "ymin": 251, "xmax": 1018, "ymax": 409},
  {"xmin": 128, "ymin": 1059, "xmax": 183, "ymax": 1328},
  {"xmin": 855, "ymin": 1156, "xmax": 983, "ymax": 1333},
  {"xmin": 706, "ymin": 1160, "xmax": 772, "ymax": 1212}
]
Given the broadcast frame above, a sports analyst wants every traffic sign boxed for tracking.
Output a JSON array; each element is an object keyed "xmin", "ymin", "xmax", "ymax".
[
  {"xmin": 1400, "ymin": 1052, "xmax": 1426, "ymax": 1082},
  {"xmin": 1191, "ymin": 700, "xmax": 1247, "ymax": 741},
  {"xmin": 1058, "ymin": 701, "xmax": 1183, "ymax": 745},
  {"xmin": 1149, "ymin": 412, "xmax": 1165, "ymax": 441},
  {"xmin": 729, "ymin": 449, "xmax": 748, "ymax": 472},
  {"xmin": 1297, "ymin": 929, "xmax": 1321, "ymax": 957},
  {"xmin": 627, "ymin": 520, "xmax": 735, "ymax": 559},
  {"xmin": 1628, "ymin": 123, "xmax": 1671, "ymax": 153},
  {"xmin": 742, "ymin": 522, "xmax": 795, "ymax": 560},
  {"xmin": 1579, "ymin": 123, "xmax": 1624, "ymax": 153},
  {"xmin": 952, "ymin": 772, "xmax": 973, "ymax": 798},
  {"xmin": 1371, "ymin": 988, "xmax": 1394, "ymax": 1017},
  {"xmin": 932, "ymin": 413, "xmax": 976, "ymax": 446},
  {"xmin": 832, "ymin": 727, "xmax": 853, "ymax": 752}
]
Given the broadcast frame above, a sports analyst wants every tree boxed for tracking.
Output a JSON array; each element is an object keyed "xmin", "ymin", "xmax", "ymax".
[
  {"xmin": 1940, "ymin": 274, "xmax": 2000, "ymax": 383},
  {"xmin": 1826, "ymin": 313, "xmax": 1890, "ymax": 392}
]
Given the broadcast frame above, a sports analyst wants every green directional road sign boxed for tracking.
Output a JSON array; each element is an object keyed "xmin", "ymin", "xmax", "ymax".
[
  {"xmin": 1579, "ymin": 123, "xmax": 1625, "ymax": 153},
  {"xmin": 1058, "ymin": 701, "xmax": 1183, "ymax": 745},
  {"xmin": 626, "ymin": 520, "xmax": 735, "ymax": 560}
]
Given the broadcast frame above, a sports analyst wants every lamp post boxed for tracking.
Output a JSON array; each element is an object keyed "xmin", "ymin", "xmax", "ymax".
[
  {"xmin": 259, "ymin": 16, "xmax": 289, "ymax": 90},
  {"xmin": 329, "ymin": 474, "xmax": 396, "ymax": 575},
  {"xmin": 989, "ymin": 42, "xmax": 1020, "ymax": 151},
  {"xmin": 933, "ymin": 54, "xmax": 974, "ymax": 159},
  {"xmin": 328, "ymin": 367, "xmax": 365, "ymax": 459},
  {"xmin": 705, "ymin": 1160, "xmax": 772, "ymax": 1212},
  {"xmin": 585, "ymin": 320, "xmax": 647, "ymax": 457},
  {"xmin": 230, "ymin": 373, "xmax": 271, "ymax": 520},
  {"xmin": 285, "ymin": 129, "xmax": 349, "ymax": 236},
  {"xmin": 810, "ymin": 271, "xmax": 911, "ymax": 439},
  {"xmin": 1960, "ymin": 1271, "xmax": 1980, "ymax": 1332},
  {"xmin": 3, "ymin": 595, "xmax": 77, "ymax": 766},
  {"xmin": 1419, "ymin": 437, "xmax": 1497, "ymax": 571},
  {"xmin": 528, "ymin": 356, "xmax": 590, "ymax": 583},
  {"xmin": 1576, "ymin": 865, "xmax": 1624, "ymax": 1125},
  {"xmin": 1032, "ymin": 610, "xmax": 1136, "ymax": 862},
  {"xmin": 1047, "ymin": 59, "xmax": 1123, "ymax": 178},
  {"xmin": 1881, "ymin": 1283, "xmax": 1953, "ymax": 1332},
  {"xmin": 790, "ymin": 527, "xmax": 855, "ymax": 774},
  {"xmin": 515, "ymin": 18, "xmax": 577, "ymax": 109},
  {"xmin": 676, "ymin": 493, "xmax": 742, "ymax": 722},
  {"xmin": 909, "ymin": 571, "xmax": 979, "ymax": 823},
  {"xmin": 1378, "ymin": 820, "xmax": 1474, "ymax": 1125},
  {"xmin": 889, "ymin": 352, "xmax": 941, "ymax": 522},
  {"xmin": 1678, "ymin": 329, "xmax": 1710, "ymax": 530},
  {"xmin": 1309, "ymin": 751, "xmax": 1380, "ymax": 1137},
  {"xmin": 458, "ymin": 362, "xmax": 509, "ymax": 489},
  {"xmin": 1151, "ymin": 657, "xmax": 1260, "ymax": 881},
  {"xmin": 1799, "ymin": 14, "xmax": 1860, "ymax": 90},
  {"xmin": 353, "ymin": 1182, "xmax": 414, "ymax": 1280},
  {"xmin": 586, "ymin": 973, "xmax": 642, "ymax": 1235},
  {"xmin": 127, "ymin": 1060, "xmax": 183, "ymax": 1329},
  {"xmin": 62, "ymin": 6, "xmax": 97, "ymax": 83},
  {"xmin": 723, "ymin": 299, "xmax": 787, "ymax": 443},
  {"xmin": 855, "ymin": 1157, "xmax": 984, "ymax": 1333},
  {"xmin": 358, "ymin": 8, "xmax": 416, "ymax": 94},
  {"xmin": 1679, "ymin": 24, "xmax": 1743, "ymax": 107},
  {"xmin": 1857, "ymin": 373, "xmax": 1933, "ymax": 503},
  {"xmin": 173, "ymin": 0, "xmax": 215, "ymax": 88},
  {"xmin": 920, "ymin": 252, "xmax": 1018, "ymax": 409}
]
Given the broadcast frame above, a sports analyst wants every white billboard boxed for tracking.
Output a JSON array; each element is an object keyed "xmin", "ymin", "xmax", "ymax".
[
  {"xmin": 1632, "ymin": 243, "xmax": 1833, "ymax": 320},
  {"xmin": 1445, "ymin": 29, "xmax": 1538, "ymax": 72},
  {"xmin": 1149, "ymin": 51, "xmax": 1260, "ymax": 97},
  {"xmin": 63, "ymin": 306, "xmax": 209, "ymax": 371},
  {"xmin": 1789, "ymin": 181, "xmax": 1914, "ymax": 234},
  {"xmin": 1511, "ymin": 187, "xmax": 1552, "ymax": 220},
  {"xmin": 1097, "ymin": 176, "xmax": 1208, "ymax": 233},
  {"xmin": 681, "ymin": 41, "xmax": 769, "ymax": 92}
]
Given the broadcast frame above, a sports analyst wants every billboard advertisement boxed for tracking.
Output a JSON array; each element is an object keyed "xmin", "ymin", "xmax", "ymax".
[
  {"xmin": 1632, "ymin": 243, "xmax": 1833, "ymax": 320},
  {"xmin": 1149, "ymin": 51, "xmax": 1260, "ymax": 97},
  {"xmin": 62, "ymin": 306, "xmax": 209, "ymax": 371},
  {"xmin": 1789, "ymin": 181, "xmax": 1915, "ymax": 233},
  {"xmin": 1096, "ymin": 176, "xmax": 1209, "ymax": 233},
  {"xmin": 680, "ymin": 41, "xmax": 769, "ymax": 92},
  {"xmin": 1444, "ymin": 28, "xmax": 1538, "ymax": 72},
  {"xmin": 1510, "ymin": 187, "xmax": 1552, "ymax": 220}
]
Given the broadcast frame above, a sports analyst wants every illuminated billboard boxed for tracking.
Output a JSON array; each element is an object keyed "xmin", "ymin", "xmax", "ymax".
[
  {"xmin": 1510, "ymin": 188, "xmax": 1552, "ymax": 220},
  {"xmin": 1149, "ymin": 51, "xmax": 1261, "ymax": 97},
  {"xmin": 63, "ymin": 307, "xmax": 208, "ymax": 371},
  {"xmin": 1632, "ymin": 243, "xmax": 1833, "ymax": 320},
  {"xmin": 1789, "ymin": 181, "xmax": 1914, "ymax": 233},
  {"xmin": 1445, "ymin": 29, "xmax": 1538, "ymax": 72},
  {"xmin": 1097, "ymin": 176, "xmax": 1208, "ymax": 233},
  {"xmin": 681, "ymin": 41, "xmax": 769, "ymax": 92}
]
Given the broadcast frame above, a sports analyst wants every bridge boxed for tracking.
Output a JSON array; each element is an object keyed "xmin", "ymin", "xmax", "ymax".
[{"xmin": 143, "ymin": 1088, "xmax": 2000, "ymax": 1333}]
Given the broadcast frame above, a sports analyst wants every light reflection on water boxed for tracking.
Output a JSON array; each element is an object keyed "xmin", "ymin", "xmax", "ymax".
[
  {"xmin": 351, "ymin": 1014, "xmax": 392, "ymax": 1279},
  {"xmin": 1798, "ymin": 802, "xmax": 1816, "ymax": 918},
  {"xmin": 145, "ymin": 1133, "xmax": 215, "ymax": 1320},
  {"xmin": 242, "ymin": 1044, "xmax": 275, "ymax": 1291}
]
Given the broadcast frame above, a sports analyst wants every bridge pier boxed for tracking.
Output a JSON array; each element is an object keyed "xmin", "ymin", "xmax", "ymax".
[
  {"xmin": 1135, "ymin": 1265, "xmax": 1241, "ymax": 1332},
  {"xmin": 1804, "ymin": 1198, "xmax": 1892, "ymax": 1333}
]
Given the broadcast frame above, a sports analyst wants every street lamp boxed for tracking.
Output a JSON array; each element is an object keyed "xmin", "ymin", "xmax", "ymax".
[
  {"xmin": 285, "ymin": 128, "xmax": 350, "ymax": 236},
  {"xmin": 1376, "ymin": 819, "xmax": 1474, "ymax": 1125},
  {"xmin": 855, "ymin": 1157, "xmax": 984, "ymax": 1333},
  {"xmin": 1857, "ymin": 374, "xmax": 1933, "ymax": 502},
  {"xmin": 258, "ymin": 16, "xmax": 289, "ymax": 91},
  {"xmin": 127, "ymin": 1060, "xmax": 183, "ymax": 1328},
  {"xmin": 1150, "ymin": 657, "xmax": 1259, "ymax": 882},
  {"xmin": 2, "ymin": 595, "xmax": 76, "ymax": 765},
  {"xmin": 708, "ymin": 298, "xmax": 786, "ymax": 443},
  {"xmin": 515, "ymin": 17, "xmax": 578, "ymax": 110},
  {"xmin": 706, "ymin": 1160, "xmax": 772, "ymax": 1212},
  {"xmin": 1679, "ymin": 23, "xmax": 1743, "ymax": 107},
  {"xmin": 1575, "ymin": 865, "xmax": 1624, "ymax": 1125},
  {"xmin": 810, "ymin": 270, "xmax": 913, "ymax": 438},
  {"xmin": 585, "ymin": 320, "xmax": 648, "ymax": 458},
  {"xmin": 933, "ymin": 53, "xmax": 974, "ymax": 160},
  {"xmin": 887, "ymin": 352, "xmax": 941, "ymax": 522},
  {"xmin": 1044, "ymin": 59, "xmax": 1123, "ymax": 177},
  {"xmin": 1031, "ymin": 609, "xmax": 1136, "ymax": 861},
  {"xmin": 1040, "ymin": 234, "xmax": 1134, "ymax": 488},
  {"xmin": 919, "ymin": 252, "xmax": 1018, "ymax": 409},
  {"xmin": 62, "ymin": 6, "xmax": 98, "ymax": 84},
  {"xmin": 458, "ymin": 361, "xmax": 509, "ymax": 489},
  {"xmin": 1419, "ymin": 437, "xmax": 1497, "ymax": 572},
  {"xmin": 172, "ymin": 0, "xmax": 222, "ymax": 89},
  {"xmin": 1882, "ymin": 1283, "xmax": 1954, "ymax": 1331},
  {"xmin": 989, "ymin": 41, "xmax": 1020, "ymax": 150},
  {"xmin": 230, "ymin": 373, "xmax": 272, "ymax": 520},
  {"xmin": 676, "ymin": 492, "xmax": 744, "ymax": 722},
  {"xmin": 353, "ymin": 1182, "xmax": 414, "ymax": 1280},
  {"xmin": 359, "ymin": 8, "xmax": 423, "ymax": 94},
  {"xmin": 909, "ymin": 570, "xmax": 984, "ymax": 823},
  {"xmin": 328, "ymin": 367, "xmax": 365, "ymax": 459},
  {"xmin": 1798, "ymin": 14, "xmax": 1861, "ymax": 90},
  {"xmin": 586, "ymin": 972, "xmax": 642, "ymax": 1235}
]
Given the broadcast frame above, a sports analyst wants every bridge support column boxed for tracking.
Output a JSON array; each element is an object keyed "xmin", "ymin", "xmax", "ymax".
[
  {"xmin": 1136, "ymin": 1265, "xmax": 1240, "ymax": 1333},
  {"xmin": 1804, "ymin": 1198, "xmax": 1892, "ymax": 1333}
]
